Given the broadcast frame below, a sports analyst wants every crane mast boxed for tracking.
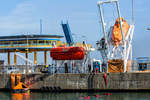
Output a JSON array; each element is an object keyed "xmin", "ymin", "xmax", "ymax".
[{"xmin": 97, "ymin": 0, "xmax": 135, "ymax": 72}]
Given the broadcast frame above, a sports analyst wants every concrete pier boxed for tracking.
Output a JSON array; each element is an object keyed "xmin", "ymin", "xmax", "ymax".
[{"xmin": 1, "ymin": 73, "xmax": 150, "ymax": 91}]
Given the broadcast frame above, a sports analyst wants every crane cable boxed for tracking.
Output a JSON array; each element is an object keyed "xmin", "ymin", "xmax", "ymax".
[{"xmin": 112, "ymin": 3, "xmax": 116, "ymax": 24}]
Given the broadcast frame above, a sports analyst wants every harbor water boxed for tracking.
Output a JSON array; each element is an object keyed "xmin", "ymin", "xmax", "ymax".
[{"xmin": 1, "ymin": 92, "xmax": 150, "ymax": 100}]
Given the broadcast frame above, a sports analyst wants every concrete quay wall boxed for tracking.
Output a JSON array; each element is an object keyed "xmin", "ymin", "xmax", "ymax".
[{"xmin": 1, "ymin": 73, "xmax": 150, "ymax": 91}]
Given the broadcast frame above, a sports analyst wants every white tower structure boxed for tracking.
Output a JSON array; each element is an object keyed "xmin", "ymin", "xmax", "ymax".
[{"xmin": 96, "ymin": 0, "xmax": 135, "ymax": 72}]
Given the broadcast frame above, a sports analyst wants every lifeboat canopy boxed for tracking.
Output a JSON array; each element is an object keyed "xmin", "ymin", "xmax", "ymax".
[
  {"xmin": 50, "ymin": 47, "xmax": 85, "ymax": 60},
  {"xmin": 111, "ymin": 17, "xmax": 130, "ymax": 46}
]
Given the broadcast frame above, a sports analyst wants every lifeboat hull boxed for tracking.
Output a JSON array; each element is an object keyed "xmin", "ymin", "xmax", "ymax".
[
  {"xmin": 111, "ymin": 17, "xmax": 130, "ymax": 46},
  {"xmin": 50, "ymin": 47, "xmax": 85, "ymax": 60},
  {"xmin": 12, "ymin": 82, "xmax": 30, "ymax": 94}
]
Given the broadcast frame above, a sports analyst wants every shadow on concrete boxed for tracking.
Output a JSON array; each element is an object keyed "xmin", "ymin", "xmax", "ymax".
[
  {"xmin": 21, "ymin": 73, "xmax": 54, "ymax": 87},
  {"xmin": 88, "ymin": 73, "xmax": 95, "ymax": 90}
]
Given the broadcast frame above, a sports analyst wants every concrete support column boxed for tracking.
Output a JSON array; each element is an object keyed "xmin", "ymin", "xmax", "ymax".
[
  {"xmin": 25, "ymin": 52, "xmax": 28, "ymax": 65},
  {"xmin": 8, "ymin": 52, "xmax": 10, "ymax": 65},
  {"xmin": 44, "ymin": 51, "xmax": 47, "ymax": 65},
  {"xmin": 14, "ymin": 53, "xmax": 17, "ymax": 65},
  {"xmin": 34, "ymin": 51, "xmax": 37, "ymax": 65}
]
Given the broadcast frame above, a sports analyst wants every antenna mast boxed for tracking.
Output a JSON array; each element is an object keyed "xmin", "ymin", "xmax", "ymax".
[
  {"xmin": 40, "ymin": 19, "xmax": 43, "ymax": 35},
  {"xmin": 132, "ymin": 0, "xmax": 134, "ymax": 24}
]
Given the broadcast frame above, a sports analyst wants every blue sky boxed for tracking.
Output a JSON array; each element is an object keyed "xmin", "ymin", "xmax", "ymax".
[{"xmin": 0, "ymin": 0, "xmax": 149, "ymax": 64}]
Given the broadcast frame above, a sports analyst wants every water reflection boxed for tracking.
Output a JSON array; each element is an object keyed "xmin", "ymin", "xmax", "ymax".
[
  {"xmin": 30, "ymin": 92, "xmax": 86, "ymax": 100},
  {"xmin": 30, "ymin": 92, "xmax": 150, "ymax": 100},
  {"xmin": 11, "ymin": 93, "xmax": 30, "ymax": 100},
  {"xmin": 0, "ymin": 92, "xmax": 150, "ymax": 100}
]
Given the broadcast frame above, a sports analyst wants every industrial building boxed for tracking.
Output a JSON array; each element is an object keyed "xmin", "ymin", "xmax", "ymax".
[{"xmin": 0, "ymin": 34, "xmax": 64, "ymax": 65}]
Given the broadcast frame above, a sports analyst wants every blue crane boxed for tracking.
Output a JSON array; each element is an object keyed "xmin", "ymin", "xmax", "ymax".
[{"xmin": 61, "ymin": 21, "xmax": 74, "ymax": 46}]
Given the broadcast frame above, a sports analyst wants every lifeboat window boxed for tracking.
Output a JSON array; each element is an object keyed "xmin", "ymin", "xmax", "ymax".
[
  {"xmin": 33, "ymin": 40, "xmax": 37, "ymax": 46},
  {"xmin": 46, "ymin": 40, "xmax": 49, "ymax": 45},
  {"xmin": 29, "ymin": 41, "xmax": 33, "ymax": 46},
  {"xmin": 36, "ymin": 40, "xmax": 38, "ymax": 45},
  {"xmin": 50, "ymin": 40, "xmax": 52, "ymax": 45},
  {"xmin": 10, "ymin": 41, "xmax": 13, "ymax": 47},
  {"xmin": 39, "ymin": 40, "xmax": 45, "ymax": 45},
  {"xmin": 51, "ymin": 41, "xmax": 56, "ymax": 46}
]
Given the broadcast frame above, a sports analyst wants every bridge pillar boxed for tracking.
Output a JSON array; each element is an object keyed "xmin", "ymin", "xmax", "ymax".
[
  {"xmin": 8, "ymin": 52, "xmax": 10, "ymax": 65},
  {"xmin": 14, "ymin": 52, "xmax": 17, "ymax": 65},
  {"xmin": 34, "ymin": 51, "xmax": 37, "ymax": 65},
  {"xmin": 44, "ymin": 51, "xmax": 47, "ymax": 65},
  {"xmin": 25, "ymin": 52, "xmax": 28, "ymax": 65}
]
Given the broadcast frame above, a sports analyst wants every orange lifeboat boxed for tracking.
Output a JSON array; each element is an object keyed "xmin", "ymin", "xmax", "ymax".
[
  {"xmin": 111, "ymin": 17, "xmax": 130, "ymax": 46},
  {"xmin": 10, "ymin": 74, "xmax": 30, "ymax": 94},
  {"xmin": 50, "ymin": 47, "xmax": 85, "ymax": 60},
  {"xmin": 12, "ymin": 82, "xmax": 30, "ymax": 94}
]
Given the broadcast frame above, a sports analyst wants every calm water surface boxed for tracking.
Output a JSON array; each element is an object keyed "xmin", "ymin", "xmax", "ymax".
[{"xmin": 0, "ymin": 92, "xmax": 150, "ymax": 100}]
